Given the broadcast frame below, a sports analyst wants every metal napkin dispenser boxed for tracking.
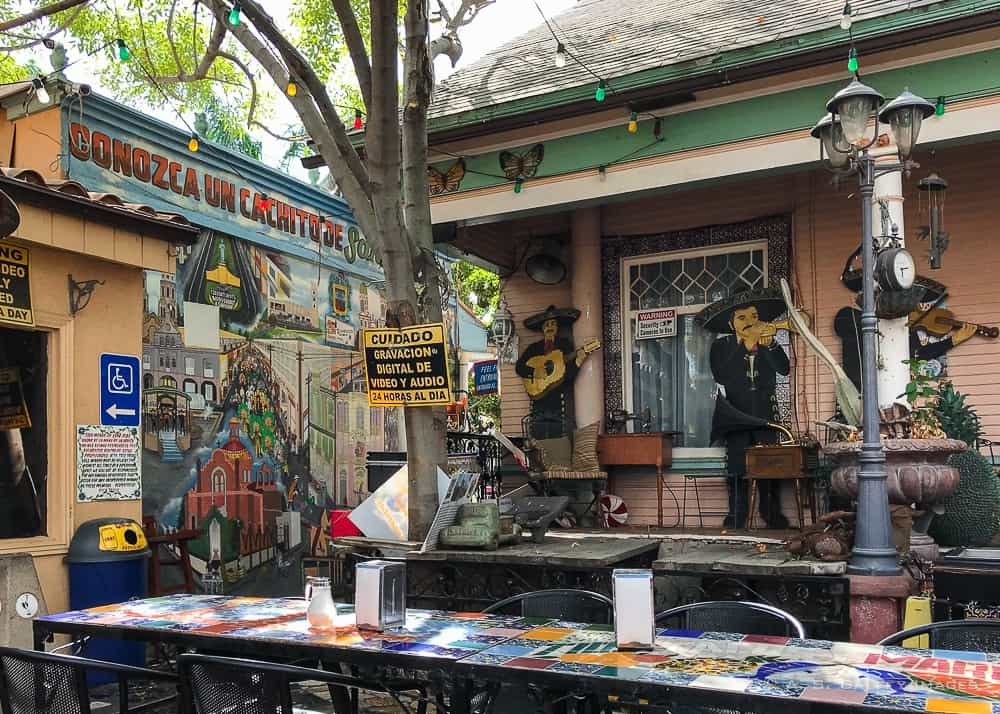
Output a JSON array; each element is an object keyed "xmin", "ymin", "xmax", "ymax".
[
  {"xmin": 612, "ymin": 569, "xmax": 655, "ymax": 650},
  {"xmin": 355, "ymin": 560, "xmax": 406, "ymax": 631}
]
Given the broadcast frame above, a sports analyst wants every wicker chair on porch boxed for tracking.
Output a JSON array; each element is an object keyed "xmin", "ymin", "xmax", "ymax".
[{"xmin": 520, "ymin": 415, "xmax": 606, "ymax": 525}]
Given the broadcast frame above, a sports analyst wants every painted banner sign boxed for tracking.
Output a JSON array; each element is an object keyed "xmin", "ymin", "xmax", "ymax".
[
  {"xmin": 362, "ymin": 323, "xmax": 452, "ymax": 406},
  {"xmin": 635, "ymin": 308, "xmax": 676, "ymax": 340},
  {"xmin": 472, "ymin": 360, "xmax": 499, "ymax": 396},
  {"xmin": 0, "ymin": 243, "xmax": 32, "ymax": 326},
  {"xmin": 0, "ymin": 367, "xmax": 30, "ymax": 429}
]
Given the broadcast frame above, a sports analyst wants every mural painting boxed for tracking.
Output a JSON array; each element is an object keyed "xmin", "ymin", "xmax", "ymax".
[{"xmin": 141, "ymin": 229, "xmax": 402, "ymax": 595}]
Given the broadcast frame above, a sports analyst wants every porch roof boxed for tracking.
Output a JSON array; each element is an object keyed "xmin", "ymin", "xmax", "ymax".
[{"xmin": 427, "ymin": 0, "xmax": 1000, "ymax": 140}]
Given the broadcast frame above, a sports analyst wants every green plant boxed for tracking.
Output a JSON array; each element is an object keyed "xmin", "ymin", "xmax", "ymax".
[
  {"xmin": 902, "ymin": 359, "xmax": 944, "ymax": 437},
  {"xmin": 929, "ymin": 449, "xmax": 1000, "ymax": 546},
  {"xmin": 934, "ymin": 382, "xmax": 983, "ymax": 446}
]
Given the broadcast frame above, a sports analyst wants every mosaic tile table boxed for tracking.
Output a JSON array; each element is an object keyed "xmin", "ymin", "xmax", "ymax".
[
  {"xmin": 457, "ymin": 622, "xmax": 1000, "ymax": 714},
  {"xmin": 33, "ymin": 594, "xmax": 546, "ymax": 673}
]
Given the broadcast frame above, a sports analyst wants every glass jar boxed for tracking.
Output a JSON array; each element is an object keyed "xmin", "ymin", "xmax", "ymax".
[
  {"xmin": 306, "ymin": 578, "xmax": 337, "ymax": 630},
  {"xmin": 304, "ymin": 575, "xmax": 327, "ymax": 602}
]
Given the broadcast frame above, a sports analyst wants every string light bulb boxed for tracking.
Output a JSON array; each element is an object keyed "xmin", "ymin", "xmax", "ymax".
[
  {"xmin": 627, "ymin": 111, "xmax": 638, "ymax": 133},
  {"xmin": 598, "ymin": 165, "xmax": 607, "ymax": 182},
  {"xmin": 353, "ymin": 109, "xmax": 364, "ymax": 130},
  {"xmin": 286, "ymin": 80, "xmax": 297, "ymax": 97},
  {"xmin": 555, "ymin": 42, "xmax": 567, "ymax": 68},
  {"xmin": 595, "ymin": 80, "xmax": 606, "ymax": 102},
  {"xmin": 840, "ymin": 2, "xmax": 853, "ymax": 30},
  {"xmin": 116, "ymin": 39, "xmax": 130, "ymax": 61},
  {"xmin": 653, "ymin": 118, "xmax": 663, "ymax": 140},
  {"xmin": 935, "ymin": 96, "xmax": 946, "ymax": 116},
  {"xmin": 187, "ymin": 135, "xmax": 200, "ymax": 152},
  {"xmin": 514, "ymin": 177, "xmax": 523, "ymax": 194},
  {"xmin": 256, "ymin": 193, "xmax": 271, "ymax": 212},
  {"xmin": 31, "ymin": 77, "xmax": 49, "ymax": 105},
  {"xmin": 847, "ymin": 47, "xmax": 859, "ymax": 73},
  {"xmin": 228, "ymin": 2, "xmax": 241, "ymax": 26}
]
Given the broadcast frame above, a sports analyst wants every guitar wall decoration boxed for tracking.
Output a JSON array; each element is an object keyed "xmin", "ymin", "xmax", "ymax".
[
  {"xmin": 427, "ymin": 159, "xmax": 466, "ymax": 196},
  {"xmin": 499, "ymin": 144, "xmax": 545, "ymax": 180},
  {"xmin": 521, "ymin": 338, "xmax": 601, "ymax": 400}
]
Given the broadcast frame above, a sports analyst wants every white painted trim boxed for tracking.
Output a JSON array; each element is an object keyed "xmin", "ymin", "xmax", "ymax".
[{"xmin": 430, "ymin": 98, "xmax": 1000, "ymax": 223}]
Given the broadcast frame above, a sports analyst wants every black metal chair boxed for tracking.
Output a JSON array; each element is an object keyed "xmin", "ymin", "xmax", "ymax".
[
  {"xmin": 878, "ymin": 619, "xmax": 1000, "ymax": 651},
  {"xmin": 483, "ymin": 588, "xmax": 614, "ymax": 624},
  {"xmin": 0, "ymin": 645, "xmax": 176, "ymax": 714},
  {"xmin": 475, "ymin": 590, "xmax": 614, "ymax": 714},
  {"xmin": 178, "ymin": 652, "xmax": 422, "ymax": 714},
  {"xmin": 655, "ymin": 600, "xmax": 807, "ymax": 638}
]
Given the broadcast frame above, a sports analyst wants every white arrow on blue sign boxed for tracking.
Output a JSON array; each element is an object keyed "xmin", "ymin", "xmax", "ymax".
[{"xmin": 100, "ymin": 353, "xmax": 141, "ymax": 426}]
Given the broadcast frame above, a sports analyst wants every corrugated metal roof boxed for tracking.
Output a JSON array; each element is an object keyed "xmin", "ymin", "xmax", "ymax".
[
  {"xmin": 0, "ymin": 166, "xmax": 194, "ymax": 227},
  {"xmin": 429, "ymin": 0, "xmax": 958, "ymax": 120}
]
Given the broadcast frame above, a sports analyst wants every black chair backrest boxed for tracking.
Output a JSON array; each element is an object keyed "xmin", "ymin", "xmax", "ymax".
[
  {"xmin": 0, "ymin": 646, "xmax": 175, "ymax": 714},
  {"xmin": 878, "ymin": 619, "xmax": 1000, "ymax": 651},
  {"xmin": 655, "ymin": 601, "xmax": 806, "ymax": 639},
  {"xmin": 0, "ymin": 647, "xmax": 88, "ymax": 714},
  {"xmin": 483, "ymin": 589, "xmax": 614, "ymax": 624},
  {"xmin": 178, "ymin": 653, "xmax": 392, "ymax": 714}
]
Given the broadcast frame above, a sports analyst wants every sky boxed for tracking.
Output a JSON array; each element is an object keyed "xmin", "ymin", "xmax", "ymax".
[{"xmin": 51, "ymin": 0, "xmax": 576, "ymax": 182}]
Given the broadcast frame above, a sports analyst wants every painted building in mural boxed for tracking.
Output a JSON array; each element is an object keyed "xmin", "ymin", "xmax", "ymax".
[{"xmin": 60, "ymin": 92, "xmax": 409, "ymax": 593}]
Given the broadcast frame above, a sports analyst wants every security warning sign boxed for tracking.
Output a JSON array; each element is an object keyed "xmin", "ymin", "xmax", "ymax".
[
  {"xmin": 362, "ymin": 323, "xmax": 452, "ymax": 407},
  {"xmin": 0, "ymin": 243, "xmax": 32, "ymax": 327}
]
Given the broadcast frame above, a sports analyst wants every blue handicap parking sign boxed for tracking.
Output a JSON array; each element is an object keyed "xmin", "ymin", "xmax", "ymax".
[{"xmin": 100, "ymin": 353, "xmax": 141, "ymax": 426}]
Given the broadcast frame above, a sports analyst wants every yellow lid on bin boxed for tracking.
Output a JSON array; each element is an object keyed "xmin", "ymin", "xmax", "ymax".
[{"xmin": 98, "ymin": 522, "xmax": 147, "ymax": 552}]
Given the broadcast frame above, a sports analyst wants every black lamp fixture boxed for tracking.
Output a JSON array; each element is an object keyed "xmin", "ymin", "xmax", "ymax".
[
  {"xmin": 524, "ymin": 237, "xmax": 567, "ymax": 285},
  {"xmin": 917, "ymin": 171, "xmax": 949, "ymax": 269},
  {"xmin": 68, "ymin": 274, "xmax": 105, "ymax": 316},
  {"xmin": 489, "ymin": 297, "xmax": 517, "ymax": 364}
]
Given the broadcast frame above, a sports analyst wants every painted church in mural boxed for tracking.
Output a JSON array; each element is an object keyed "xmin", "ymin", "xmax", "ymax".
[{"xmin": 140, "ymin": 228, "xmax": 404, "ymax": 592}]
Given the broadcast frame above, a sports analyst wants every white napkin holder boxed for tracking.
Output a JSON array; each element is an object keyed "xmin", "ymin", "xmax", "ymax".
[
  {"xmin": 355, "ymin": 560, "xmax": 406, "ymax": 631},
  {"xmin": 612, "ymin": 568, "xmax": 655, "ymax": 650}
]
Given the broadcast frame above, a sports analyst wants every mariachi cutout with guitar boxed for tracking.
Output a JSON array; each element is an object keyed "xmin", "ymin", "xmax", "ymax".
[{"xmin": 515, "ymin": 305, "xmax": 601, "ymax": 438}]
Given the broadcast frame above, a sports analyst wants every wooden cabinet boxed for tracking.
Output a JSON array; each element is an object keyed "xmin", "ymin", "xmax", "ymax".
[{"xmin": 597, "ymin": 432, "xmax": 675, "ymax": 527}]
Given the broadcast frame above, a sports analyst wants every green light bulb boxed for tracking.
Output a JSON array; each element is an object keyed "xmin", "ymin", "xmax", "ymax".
[
  {"xmin": 595, "ymin": 81, "xmax": 606, "ymax": 102},
  {"xmin": 514, "ymin": 178, "xmax": 523, "ymax": 194},
  {"xmin": 847, "ymin": 48, "xmax": 859, "ymax": 73},
  {"xmin": 228, "ymin": 3, "xmax": 241, "ymax": 26},
  {"xmin": 116, "ymin": 39, "xmax": 130, "ymax": 61},
  {"xmin": 935, "ymin": 96, "xmax": 946, "ymax": 116}
]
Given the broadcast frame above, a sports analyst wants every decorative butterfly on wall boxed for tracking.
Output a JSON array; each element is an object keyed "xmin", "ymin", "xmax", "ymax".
[
  {"xmin": 499, "ymin": 144, "xmax": 545, "ymax": 180},
  {"xmin": 427, "ymin": 159, "xmax": 466, "ymax": 196}
]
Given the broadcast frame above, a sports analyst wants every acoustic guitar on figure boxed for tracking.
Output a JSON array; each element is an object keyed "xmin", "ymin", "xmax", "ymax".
[
  {"xmin": 908, "ymin": 308, "xmax": 999, "ymax": 339},
  {"xmin": 522, "ymin": 339, "xmax": 602, "ymax": 400}
]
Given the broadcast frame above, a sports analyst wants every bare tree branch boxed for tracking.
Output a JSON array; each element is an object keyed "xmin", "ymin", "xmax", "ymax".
[
  {"xmin": 223, "ymin": 0, "xmax": 372, "ymax": 200},
  {"xmin": 429, "ymin": 0, "xmax": 494, "ymax": 64},
  {"xmin": 0, "ymin": 0, "xmax": 90, "ymax": 33},
  {"xmin": 166, "ymin": 0, "xmax": 183, "ymax": 73},
  {"xmin": 329, "ymin": 0, "xmax": 371, "ymax": 112},
  {"xmin": 200, "ymin": 0, "xmax": 378, "ymax": 242},
  {"xmin": 0, "ymin": 3, "xmax": 86, "ymax": 53},
  {"xmin": 218, "ymin": 50, "xmax": 258, "ymax": 126},
  {"xmin": 250, "ymin": 121, "xmax": 309, "ymax": 142}
]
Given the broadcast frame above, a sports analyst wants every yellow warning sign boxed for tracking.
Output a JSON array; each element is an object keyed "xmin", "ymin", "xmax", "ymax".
[
  {"xmin": 0, "ymin": 243, "xmax": 32, "ymax": 326},
  {"xmin": 361, "ymin": 323, "xmax": 452, "ymax": 407}
]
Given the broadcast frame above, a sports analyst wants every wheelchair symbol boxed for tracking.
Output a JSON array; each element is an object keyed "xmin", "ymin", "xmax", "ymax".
[{"xmin": 107, "ymin": 363, "xmax": 133, "ymax": 395}]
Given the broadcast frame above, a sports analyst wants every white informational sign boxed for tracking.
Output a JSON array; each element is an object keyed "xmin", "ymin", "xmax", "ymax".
[
  {"xmin": 635, "ymin": 309, "xmax": 677, "ymax": 340},
  {"xmin": 76, "ymin": 425, "xmax": 142, "ymax": 501}
]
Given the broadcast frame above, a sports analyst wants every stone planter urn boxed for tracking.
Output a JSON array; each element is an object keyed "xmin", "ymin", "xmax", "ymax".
[{"xmin": 823, "ymin": 438, "xmax": 966, "ymax": 560}]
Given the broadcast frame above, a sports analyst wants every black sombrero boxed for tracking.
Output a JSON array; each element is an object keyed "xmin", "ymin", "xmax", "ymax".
[
  {"xmin": 523, "ymin": 305, "xmax": 580, "ymax": 332},
  {"xmin": 694, "ymin": 288, "xmax": 787, "ymax": 334}
]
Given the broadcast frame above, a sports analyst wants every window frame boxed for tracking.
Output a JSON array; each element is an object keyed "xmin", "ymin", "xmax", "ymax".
[
  {"xmin": 620, "ymin": 240, "xmax": 767, "ymax": 454},
  {"xmin": 0, "ymin": 310, "xmax": 74, "ymax": 557}
]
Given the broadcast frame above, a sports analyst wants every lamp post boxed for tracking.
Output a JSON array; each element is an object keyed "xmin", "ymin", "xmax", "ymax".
[{"xmin": 811, "ymin": 79, "xmax": 934, "ymax": 576}]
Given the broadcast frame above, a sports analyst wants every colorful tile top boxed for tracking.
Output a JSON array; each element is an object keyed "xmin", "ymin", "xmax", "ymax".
[
  {"xmin": 38, "ymin": 594, "xmax": 547, "ymax": 660},
  {"xmin": 463, "ymin": 623, "xmax": 1000, "ymax": 713}
]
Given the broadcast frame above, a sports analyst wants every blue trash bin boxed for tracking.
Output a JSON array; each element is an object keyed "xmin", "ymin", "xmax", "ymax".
[{"xmin": 65, "ymin": 517, "xmax": 150, "ymax": 685}]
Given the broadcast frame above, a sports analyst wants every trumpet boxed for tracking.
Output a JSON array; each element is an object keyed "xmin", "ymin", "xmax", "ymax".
[{"xmin": 756, "ymin": 315, "xmax": 812, "ymax": 337}]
